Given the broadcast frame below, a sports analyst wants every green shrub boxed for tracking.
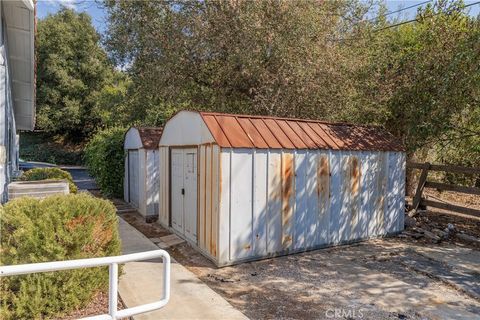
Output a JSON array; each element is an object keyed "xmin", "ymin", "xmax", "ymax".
[
  {"xmin": 19, "ymin": 132, "xmax": 84, "ymax": 166},
  {"xmin": 0, "ymin": 194, "xmax": 121, "ymax": 320},
  {"xmin": 84, "ymin": 127, "xmax": 126, "ymax": 197},
  {"xmin": 20, "ymin": 167, "xmax": 78, "ymax": 194}
]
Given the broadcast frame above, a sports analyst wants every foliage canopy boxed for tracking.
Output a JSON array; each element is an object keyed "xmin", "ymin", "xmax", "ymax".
[
  {"xmin": 36, "ymin": 8, "xmax": 121, "ymax": 139},
  {"xmin": 102, "ymin": 0, "xmax": 479, "ymax": 167}
]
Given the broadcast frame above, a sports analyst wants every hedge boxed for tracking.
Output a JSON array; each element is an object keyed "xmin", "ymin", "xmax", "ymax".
[
  {"xmin": 0, "ymin": 194, "xmax": 121, "ymax": 320},
  {"xmin": 84, "ymin": 127, "xmax": 126, "ymax": 197},
  {"xmin": 20, "ymin": 167, "xmax": 78, "ymax": 193}
]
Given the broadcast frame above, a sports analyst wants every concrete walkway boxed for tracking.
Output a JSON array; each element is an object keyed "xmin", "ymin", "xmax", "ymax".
[{"xmin": 118, "ymin": 218, "xmax": 248, "ymax": 320}]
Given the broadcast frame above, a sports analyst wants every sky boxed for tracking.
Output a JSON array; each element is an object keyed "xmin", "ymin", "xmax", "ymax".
[{"xmin": 36, "ymin": 0, "xmax": 480, "ymax": 34}]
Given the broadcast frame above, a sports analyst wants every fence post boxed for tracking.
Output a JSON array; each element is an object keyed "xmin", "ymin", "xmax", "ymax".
[
  {"xmin": 109, "ymin": 263, "xmax": 119, "ymax": 319},
  {"xmin": 412, "ymin": 162, "xmax": 430, "ymax": 210}
]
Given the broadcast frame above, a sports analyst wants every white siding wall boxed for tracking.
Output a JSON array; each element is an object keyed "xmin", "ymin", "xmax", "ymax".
[
  {"xmin": 217, "ymin": 148, "xmax": 405, "ymax": 266},
  {"xmin": 146, "ymin": 150, "xmax": 160, "ymax": 217},
  {"xmin": 124, "ymin": 149, "xmax": 149, "ymax": 218}
]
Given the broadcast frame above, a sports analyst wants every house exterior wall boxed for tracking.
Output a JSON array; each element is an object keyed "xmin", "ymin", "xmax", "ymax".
[
  {"xmin": 0, "ymin": 6, "xmax": 20, "ymax": 203},
  {"xmin": 217, "ymin": 148, "xmax": 405, "ymax": 266}
]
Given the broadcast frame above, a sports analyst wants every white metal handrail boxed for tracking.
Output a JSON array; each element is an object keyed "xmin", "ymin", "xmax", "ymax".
[{"xmin": 0, "ymin": 250, "xmax": 171, "ymax": 320}]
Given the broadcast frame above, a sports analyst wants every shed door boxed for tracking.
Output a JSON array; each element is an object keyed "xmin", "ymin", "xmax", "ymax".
[
  {"xmin": 171, "ymin": 148, "xmax": 198, "ymax": 243},
  {"xmin": 128, "ymin": 150, "xmax": 140, "ymax": 208}
]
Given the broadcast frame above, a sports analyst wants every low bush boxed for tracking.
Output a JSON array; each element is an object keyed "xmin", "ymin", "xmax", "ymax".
[
  {"xmin": 84, "ymin": 127, "xmax": 126, "ymax": 197},
  {"xmin": 0, "ymin": 193, "xmax": 121, "ymax": 320},
  {"xmin": 20, "ymin": 167, "xmax": 78, "ymax": 193}
]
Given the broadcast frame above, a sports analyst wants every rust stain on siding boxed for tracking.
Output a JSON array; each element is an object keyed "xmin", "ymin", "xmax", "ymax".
[
  {"xmin": 350, "ymin": 157, "xmax": 361, "ymax": 229},
  {"xmin": 317, "ymin": 155, "xmax": 330, "ymax": 207},
  {"xmin": 350, "ymin": 157, "xmax": 360, "ymax": 194},
  {"xmin": 281, "ymin": 153, "xmax": 294, "ymax": 248}
]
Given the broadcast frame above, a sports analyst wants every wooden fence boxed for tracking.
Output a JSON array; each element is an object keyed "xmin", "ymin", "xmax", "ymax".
[{"xmin": 408, "ymin": 162, "xmax": 480, "ymax": 217}]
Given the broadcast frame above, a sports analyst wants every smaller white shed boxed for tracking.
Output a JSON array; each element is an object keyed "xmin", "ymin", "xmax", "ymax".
[{"xmin": 124, "ymin": 127, "xmax": 163, "ymax": 221}]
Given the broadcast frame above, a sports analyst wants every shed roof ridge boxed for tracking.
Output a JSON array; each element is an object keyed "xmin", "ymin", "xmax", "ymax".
[
  {"xmin": 128, "ymin": 126, "xmax": 163, "ymax": 149},
  {"xmin": 199, "ymin": 111, "xmax": 384, "ymax": 129},
  {"xmin": 190, "ymin": 110, "xmax": 404, "ymax": 151}
]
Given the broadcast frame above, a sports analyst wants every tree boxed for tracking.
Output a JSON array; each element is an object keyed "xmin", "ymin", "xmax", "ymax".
[
  {"xmin": 103, "ymin": 0, "xmax": 368, "ymax": 120},
  {"xmin": 36, "ymin": 8, "xmax": 116, "ymax": 140},
  {"xmin": 348, "ymin": 1, "xmax": 480, "ymax": 155},
  {"xmin": 103, "ymin": 0, "xmax": 479, "ymax": 169}
]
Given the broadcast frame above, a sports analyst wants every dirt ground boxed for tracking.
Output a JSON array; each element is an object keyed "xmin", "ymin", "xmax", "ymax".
[
  {"xmin": 119, "ymin": 209, "xmax": 480, "ymax": 320},
  {"xmin": 59, "ymin": 292, "xmax": 126, "ymax": 320}
]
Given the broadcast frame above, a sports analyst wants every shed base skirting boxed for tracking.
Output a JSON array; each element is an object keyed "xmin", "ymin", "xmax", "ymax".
[
  {"xmin": 162, "ymin": 221, "xmax": 402, "ymax": 267},
  {"xmin": 145, "ymin": 215, "xmax": 159, "ymax": 223}
]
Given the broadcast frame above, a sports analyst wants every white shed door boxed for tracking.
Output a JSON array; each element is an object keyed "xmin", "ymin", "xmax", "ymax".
[
  {"xmin": 171, "ymin": 148, "xmax": 198, "ymax": 243},
  {"xmin": 128, "ymin": 150, "xmax": 140, "ymax": 208}
]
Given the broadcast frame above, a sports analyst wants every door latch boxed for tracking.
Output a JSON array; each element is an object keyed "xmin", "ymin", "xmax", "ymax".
[{"xmin": 181, "ymin": 188, "xmax": 185, "ymax": 195}]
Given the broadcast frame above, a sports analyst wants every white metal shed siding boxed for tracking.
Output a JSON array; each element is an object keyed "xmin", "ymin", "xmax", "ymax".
[{"xmin": 216, "ymin": 148, "xmax": 405, "ymax": 265}]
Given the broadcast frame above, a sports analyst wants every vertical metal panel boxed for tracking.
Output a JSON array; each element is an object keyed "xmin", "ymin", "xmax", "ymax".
[
  {"xmin": 163, "ymin": 147, "xmax": 169, "ymax": 225},
  {"xmin": 397, "ymin": 153, "xmax": 406, "ymax": 232},
  {"xmin": 124, "ymin": 152, "xmax": 129, "ymax": 202},
  {"xmin": 229, "ymin": 149, "xmax": 253, "ymax": 260},
  {"xmin": 281, "ymin": 151, "xmax": 295, "ymax": 250},
  {"xmin": 158, "ymin": 147, "xmax": 169, "ymax": 227},
  {"xmin": 293, "ymin": 150, "xmax": 307, "ymax": 250},
  {"xmin": 305, "ymin": 151, "xmax": 319, "ymax": 247},
  {"xmin": 328, "ymin": 151, "xmax": 342, "ymax": 244},
  {"xmin": 128, "ymin": 150, "xmax": 140, "ymax": 209},
  {"xmin": 205, "ymin": 145, "xmax": 212, "ymax": 251},
  {"xmin": 357, "ymin": 152, "xmax": 370, "ymax": 239},
  {"xmin": 267, "ymin": 150, "xmax": 282, "ymax": 253},
  {"xmin": 387, "ymin": 152, "xmax": 405, "ymax": 234},
  {"xmin": 146, "ymin": 150, "xmax": 160, "ymax": 216},
  {"xmin": 253, "ymin": 150, "xmax": 268, "ymax": 257},
  {"xmin": 139, "ymin": 150, "xmax": 148, "ymax": 216},
  {"xmin": 349, "ymin": 155, "xmax": 361, "ymax": 241},
  {"xmin": 218, "ymin": 149, "xmax": 231, "ymax": 265},
  {"xmin": 364, "ymin": 152, "xmax": 377, "ymax": 238},
  {"xmin": 198, "ymin": 145, "xmax": 206, "ymax": 250},
  {"xmin": 183, "ymin": 148, "xmax": 198, "ymax": 243},
  {"xmin": 338, "ymin": 152, "xmax": 352, "ymax": 243},
  {"xmin": 372, "ymin": 152, "xmax": 388, "ymax": 235},
  {"xmin": 316, "ymin": 151, "xmax": 330, "ymax": 245},
  {"xmin": 170, "ymin": 149, "xmax": 184, "ymax": 233},
  {"xmin": 211, "ymin": 144, "xmax": 220, "ymax": 257}
]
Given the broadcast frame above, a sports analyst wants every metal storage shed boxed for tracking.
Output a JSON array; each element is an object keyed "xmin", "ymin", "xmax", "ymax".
[
  {"xmin": 158, "ymin": 111, "xmax": 406, "ymax": 266},
  {"xmin": 124, "ymin": 127, "xmax": 163, "ymax": 221}
]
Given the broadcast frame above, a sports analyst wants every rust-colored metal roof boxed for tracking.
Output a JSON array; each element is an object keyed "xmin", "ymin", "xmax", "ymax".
[
  {"xmin": 199, "ymin": 112, "xmax": 404, "ymax": 152},
  {"xmin": 137, "ymin": 127, "xmax": 163, "ymax": 149}
]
